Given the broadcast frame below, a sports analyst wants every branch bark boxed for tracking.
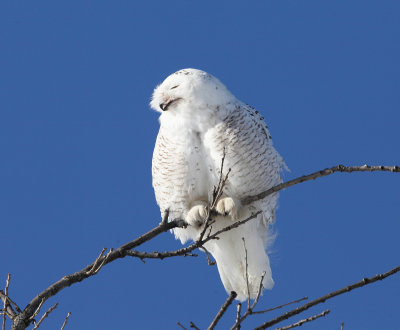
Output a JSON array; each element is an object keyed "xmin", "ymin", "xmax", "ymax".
[
  {"xmin": 243, "ymin": 164, "xmax": 400, "ymax": 205},
  {"xmin": 10, "ymin": 219, "xmax": 186, "ymax": 330},
  {"xmin": 254, "ymin": 265, "xmax": 400, "ymax": 329},
  {"xmin": 208, "ymin": 291, "xmax": 237, "ymax": 330},
  {"xmin": 275, "ymin": 310, "xmax": 330, "ymax": 330},
  {"xmin": 4, "ymin": 163, "xmax": 399, "ymax": 329}
]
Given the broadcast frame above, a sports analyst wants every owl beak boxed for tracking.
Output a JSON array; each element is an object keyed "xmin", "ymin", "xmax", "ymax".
[
  {"xmin": 159, "ymin": 101, "xmax": 171, "ymax": 111},
  {"xmin": 159, "ymin": 98, "xmax": 180, "ymax": 111}
]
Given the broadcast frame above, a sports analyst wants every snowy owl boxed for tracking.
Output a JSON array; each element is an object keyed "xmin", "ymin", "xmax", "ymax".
[{"xmin": 151, "ymin": 69, "xmax": 286, "ymax": 301}]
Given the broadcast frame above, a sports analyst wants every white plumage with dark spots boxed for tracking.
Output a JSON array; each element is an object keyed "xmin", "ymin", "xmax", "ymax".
[{"xmin": 151, "ymin": 68, "xmax": 287, "ymax": 301}]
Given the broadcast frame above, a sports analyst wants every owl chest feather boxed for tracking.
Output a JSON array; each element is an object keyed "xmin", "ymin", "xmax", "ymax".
[{"xmin": 178, "ymin": 129, "xmax": 217, "ymax": 204}]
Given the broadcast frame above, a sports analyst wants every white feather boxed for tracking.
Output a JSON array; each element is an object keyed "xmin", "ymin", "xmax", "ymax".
[{"xmin": 151, "ymin": 68, "xmax": 286, "ymax": 301}]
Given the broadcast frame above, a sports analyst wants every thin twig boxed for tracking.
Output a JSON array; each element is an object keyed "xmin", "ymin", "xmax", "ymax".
[
  {"xmin": 243, "ymin": 164, "xmax": 400, "ymax": 205},
  {"xmin": 4, "ymin": 275, "xmax": 10, "ymax": 303},
  {"xmin": 190, "ymin": 321, "xmax": 200, "ymax": 330},
  {"xmin": 86, "ymin": 248, "xmax": 110, "ymax": 275},
  {"xmin": 30, "ymin": 299, "xmax": 44, "ymax": 321},
  {"xmin": 211, "ymin": 147, "xmax": 227, "ymax": 209},
  {"xmin": 276, "ymin": 310, "xmax": 330, "ymax": 330},
  {"xmin": 90, "ymin": 248, "xmax": 114, "ymax": 275},
  {"xmin": 242, "ymin": 238, "xmax": 251, "ymax": 310},
  {"xmin": 255, "ymin": 265, "xmax": 400, "ymax": 329},
  {"xmin": 210, "ymin": 168, "xmax": 231, "ymax": 211},
  {"xmin": 32, "ymin": 303, "xmax": 58, "ymax": 330},
  {"xmin": 161, "ymin": 208, "xmax": 170, "ymax": 226},
  {"xmin": 60, "ymin": 312, "xmax": 71, "ymax": 330},
  {"xmin": 235, "ymin": 304, "xmax": 241, "ymax": 330},
  {"xmin": 201, "ymin": 247, "xmax": 216, "ymax": 266},
  {"xmin": 2, "ymin": 275, "xmax": 9, "ymax": 330},
  {"xmin": 198, "ymin": 152, "xmax": 231, "ymax": 245},
  {"xmin": 251, "ymin": 271, "xmax": 266, "ymax": 311},
  {"xmin": 208, "ymin": 291, "xmax": 237, "ymax": 330},
  {"xmin": 231, "ymin": 272, "xmax": 266, "ymax": 329},
  {"xmin": 177, "ymin": 322, "xmax": 187, "ymax": 330},
  {"xmin": 2, "ymin": 274, "xmax": 12, "ymax": 330},
  {"xmin": 252, "ymin": 296, "xmax": 308, "ymax": 315},
  {"xmin": 0, "ymin": 291, "xmax": 17, "ymax": 320},
  {"xmin": 85, "ymin": 247, "xmax": 107, "ymax": 275}
]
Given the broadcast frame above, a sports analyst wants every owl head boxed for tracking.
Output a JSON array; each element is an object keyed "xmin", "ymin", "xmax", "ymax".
[{"xmin": 150, "ymin": 69, "xmax": 235, "ymax": 113}]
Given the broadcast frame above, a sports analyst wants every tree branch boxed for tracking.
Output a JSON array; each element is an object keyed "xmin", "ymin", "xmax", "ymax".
[
  {"xmin": 255, "ymin": 265, "xmax": 400, "ymax": 329},
  {"xmin": 243, "ymin": 164, "xmax": 400, "ymax": 205},
  {"xmin": 5, "ymin": 163, "xmax": 399, "ymax": 329},
  {"xmin": 251, "ymin": 296, "xmax": 308, "ymax": 315},
  {"xmin": 10, "ymin": 218, "xmax": 186, "ymax": 330},
  {"xmin": 60, "ymin": 312, "xmax": 71, "ymax": 330},
  {"xmin": 208, "ymin": 291, "xmax": 237, "ymax": 330},
  {"xmin": 276, "ymin": 310, "xmax": 330, "ymax": 330},
  {"xmin": 230, "ymin": 271, "xmax": 266, "ymax": 329},
  {"xmin": 31, "ymin": 303, "xmax": 58, "ymax": 330}
]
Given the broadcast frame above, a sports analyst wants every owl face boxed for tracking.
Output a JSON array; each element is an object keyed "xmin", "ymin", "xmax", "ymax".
[{"xmin": 150, "ymin": 69, "xmax": 235, "ymax": 114}]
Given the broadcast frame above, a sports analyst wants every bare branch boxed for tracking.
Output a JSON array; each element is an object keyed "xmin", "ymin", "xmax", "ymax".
[
  {"xmin": 11, "ymin": 218, "xmax": 186, "ymax": 328},
  {"xmin": 242, "ymin": 238, "xmax": 251, "ymax": 310},
  {"xmin": 211, "ymin": 147, "xmax": 228, "ymax": 210},
  {"xmin": 60, "ymin": 312, "xmax": 71, "ymax": 330},
  {"xmin": 125, "ymin": 212, "xmax": 261, "ymax": 264},
  {"xmin": 198, "ymin": 150, "xmax": 231, "ymax": 245},
  {"xmin": 177, "ymin": 322, "xmax": 187, "ymax": 330},
  {"xmin": 201, "ymin": 247, "xmax": 216, "ymax": 266},
  {"xmin": 29, "ymin": 299, "xmax": 44, "ymax": 322},
  {"xmin": 4, "ymin": 275, "xmax": 10, "ymax": 303},
  {"xmin": 252, "ymin": 296, "xmax": 308, "ymax": 315},
  {"xmin": 255, "ymin": 265, "xmax": 400, "ymax": 329},
  {"xmin": 161, "ymin": 208, "xmax": 170, "ymax": 226},
  {"xmin": 208, "ymin": 291, "xmax": 237, "ymax": 330},
  {"xmin": 2, "ymin": 301, "xmax": 5, "ymax": 330},
  {"xmin": 0, "ymin": 291, "xmax": 18, "ymax": 321},
  {"xmin": 190, "ymin": 321, "xmax": 200, "ymax": 329},
  {"xmin": 5, "ymin": 163, "xmax": 398, "ymax": 329},
  {"xmin": 125, "ymin": 250, "xmax": 198, "ymax": 260},
  {"xmin": 231, "ymin": 272, "xmax": 266, "ymax": 329},
  {"xmin": 32, "ymin": 303, "xmax": 58, "ymax": 330},
  {"xmin": 1, "ymin": 274, "xmax": 19, "ymax": 329},
  {"xmin": 251, "ymin": 271, "xmax": 266, "ymax": 311},
  {"xmin": 2, "ymin": 274, "xmax": 10, "ymax": 330},
  {"xmin": 276, "ymin": 310, "xmax": 330, "ymax": 330},
  {"xmin": 85, "ymin": 248, "xmax": 107, "ymax": 275},
  {"xmin": 235, "ymin": 304, "xmax": 241, "ymax": 330},
  {"xmin": 243, "ymin": 164, "xmax": 400, "ymax": 205},
  {"xmin": 87, "ymin": 248, "xmax": 114, "ymax": 275}
]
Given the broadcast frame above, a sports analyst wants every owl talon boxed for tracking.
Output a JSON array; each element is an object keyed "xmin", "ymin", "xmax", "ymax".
[
  {"xmin": 186, "ymin": 202, "xmax": 208, "ymax": 227},
  {"xmin": 215, "ymin": 197, "xmax": 239, "ymax": 220}
]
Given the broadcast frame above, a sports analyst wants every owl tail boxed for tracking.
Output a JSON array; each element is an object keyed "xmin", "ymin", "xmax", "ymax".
[{"xmin": 203, "ymin": 213, "xmax": 274, "ymax": 301}]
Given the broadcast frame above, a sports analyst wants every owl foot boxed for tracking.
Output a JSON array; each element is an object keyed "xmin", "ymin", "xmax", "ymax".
[
  {"xmin": 186, "ymin": 202, "xmax": 209, "ymax": 227},
  {"xmin": 215, "ymin": 197, "xmax": 240, "ymax": 220}
]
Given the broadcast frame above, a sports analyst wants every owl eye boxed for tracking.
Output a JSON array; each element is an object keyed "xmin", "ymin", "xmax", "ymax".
[{"xmin": 170, "ymin": 85, "xmax": 179, "ymax": 90}]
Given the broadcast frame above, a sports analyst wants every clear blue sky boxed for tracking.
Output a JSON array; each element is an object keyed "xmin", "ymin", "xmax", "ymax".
[{"xmin": 1, "ymin": 1, "xmax": 399, "ymax": 329}]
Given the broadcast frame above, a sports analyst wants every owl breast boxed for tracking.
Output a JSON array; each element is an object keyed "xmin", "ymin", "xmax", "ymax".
[{"xmin": 183, "ymin": 130, "xmax": 218, "ymax": 206}]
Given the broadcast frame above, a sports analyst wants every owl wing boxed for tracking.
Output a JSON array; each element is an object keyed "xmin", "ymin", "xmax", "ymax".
[
  {"xmin": 205, "ymin": 103, "xmax": 287, "ymax": 222},
  {"xmin": 152, "ymin": 127, "xmax": 188, "ymax": 219}
]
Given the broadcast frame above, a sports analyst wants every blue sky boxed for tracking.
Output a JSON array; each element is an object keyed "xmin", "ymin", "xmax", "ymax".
[{"xmin": 1, "ymin": 1, "xmax": 399, "ymax": 329}]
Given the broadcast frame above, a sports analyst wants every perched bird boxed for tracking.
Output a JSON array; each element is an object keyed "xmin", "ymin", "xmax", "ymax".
[{"xmin": 151, "ymin": 69, "xmax": 286, "ymax": 301}]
